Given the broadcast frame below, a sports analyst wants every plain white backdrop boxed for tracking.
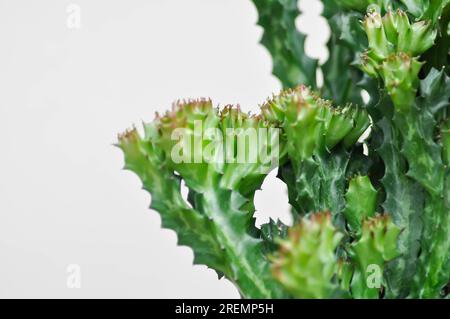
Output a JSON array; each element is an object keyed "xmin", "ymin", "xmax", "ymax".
[{"xmin": 0, "ymin": 0, "xmax": 328, "ymax": 298}]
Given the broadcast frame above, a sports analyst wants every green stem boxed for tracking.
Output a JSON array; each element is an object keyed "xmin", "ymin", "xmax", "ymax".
[
  {"xmin": 194, "ymin": 182, "xmax": 282, "ymax": 298},
  {"xmin": 393, "ymin": 110, "xmax": 449, "ymax": 297},
  {"xmin": 372, "ymin": 98, "xmax": 424, "ymax": 298}
]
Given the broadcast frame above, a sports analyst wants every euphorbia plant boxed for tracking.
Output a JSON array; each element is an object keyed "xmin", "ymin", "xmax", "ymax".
[{"xmin": 118, "ymin": 0, "xmax": 450, "ymax": 298}]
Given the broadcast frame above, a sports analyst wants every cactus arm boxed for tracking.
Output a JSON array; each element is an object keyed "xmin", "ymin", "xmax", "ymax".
[
  {"xmin": 251, "ymin": 0, "xmax": 318, "ymax": 88},
  {"xmin": 172, "ymin": 176, "xmax": 285, "ymax": 298},
  {"xmin": 262, "ymin": 86, "xmax": 370, "ymax": 218},
  {"xmin": 150, "ymin": 101, "xmax": 287, "ymax": 298},
  {"xmin": 403, "ymin": 70, "xmax": 450, "ymax": 297},
  {"xmin": 373, "ymin": 111, "xmax": 424, "ymax": 298},
  {"xmin": 196, "ymin": 184, "xmax": 282, "ymax": 298},
  {"xmin": 117, "ymin": 129, "xmax": 229, "ymax": 275},
  {"xmin": 392, "ymin": 69, "xmax": 446, "ymax": 194},
  {"xmin": 357, "ymin": 8, "xmax": 450, "ymax": 297},
  {"xmin": 271, "ymin": 211, "xmax": 401, "ymax": 299},
  {"xmin": 379, "ymin": 69, "xmax": 450, "ymax": 297},
  {"xmin": 358, "ymin": 9, "xmax": 438, "ymax": 109},
  {"xmin": 271, "ymin": 212, "xmax": 344, "ymax": 298},
  {"xmin": 341, "ymin": 175, "xmax": 400, "ymax": 298},
  {"xmin": 393, "ymin": 110, "xmax": 445, "ymax": 195},
  {"xmin": 343, "ymin": 175, "xmax": 378, "ymax": 234},
  {"xmin": 349, "ymin": 215, "xmax": 401, "ymax": 298},
  {"xmin": 371, "ymin": 81, "xmax": 446, "ymax": 298}
]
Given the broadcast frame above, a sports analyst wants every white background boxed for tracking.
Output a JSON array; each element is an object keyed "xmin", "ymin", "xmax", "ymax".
[{"xmin": 0, "ymin": 0, "xmax": 328, "ymax": 298}]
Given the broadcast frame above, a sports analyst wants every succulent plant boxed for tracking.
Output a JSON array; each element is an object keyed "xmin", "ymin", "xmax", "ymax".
[
  {"xmin": 271, "ymin": 212, "xmax": 344, "ymax": 299},
  {"xmin": 118, "ymin": 0, "xmax": 450, "ymax": 298}
]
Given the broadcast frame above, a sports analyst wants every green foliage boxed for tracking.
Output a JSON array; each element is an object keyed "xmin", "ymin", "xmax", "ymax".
[
  {"xmin": 271, "ymin": 212, "xmax": 343, "ymax": 298},
  {"xmin": 261, "ymin": 85, "xmax": 370, "ymax": 160},
  {"xmin": 119, "ymin": 101, "xmax": 285, "ymax": 298},
  {"xmin": 118, "ymin": 0, "xmax": 450, "ymax": 298},
  {"xmin": 359, "ymin": 8, "xmax": 437, "ymax": 111},
  {"xmin": 343, "ymin": 175, "xmax": 378, "ymax": 234},
  {"xmin": 252, "ymin": 0, "xmax": 318, "ymax": 88},
  {"xmin": 349, "ymin": 215, "xmax": 401, "ymax": 298}
]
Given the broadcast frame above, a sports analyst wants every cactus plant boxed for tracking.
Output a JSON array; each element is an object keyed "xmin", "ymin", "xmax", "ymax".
[{"xmin": 117, "ymin": 0, "xmax": 449, "ymax": 298}]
